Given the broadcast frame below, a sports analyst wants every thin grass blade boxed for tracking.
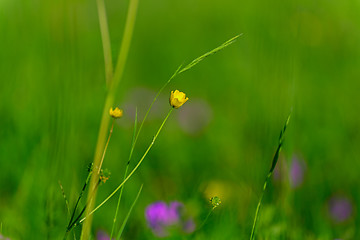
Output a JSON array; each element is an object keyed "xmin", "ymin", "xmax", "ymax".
[
  {"xmin": 116, "ymin": 184, "xmax": 143, "ymax": 240},
  {"xmin": 110, "ymin": 108, "xmax": 138, "ymax": 239},
  {"xmin": 58, "ymin": 180, "xmax": 71, "ymax": 216},
  {"xmin": 59, "ymin": 181, "xmax": 77, "ymax": 240},
  {"xmin": 269, "ymin": 113, "xmax": 291, "ymax": 173},
  {"xmin": 178, "ymin": 34, "xmax": 242, "ymax": 74},
  {"xmin": 250, "ymin": 112, "xmax": 291, "ymax": 240}
]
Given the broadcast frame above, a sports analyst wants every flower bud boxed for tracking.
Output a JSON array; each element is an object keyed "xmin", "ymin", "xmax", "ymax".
[
  {"xmin": 210, "ymin": 196, "xmax": 221, "ymax": 208},
  {"xmin": 109, "ymin": 107, "xmax": 123, "ymax": 118},
  {"xmin": 169, "ymin": 90, "xmax": 189, "ymax": 109}
]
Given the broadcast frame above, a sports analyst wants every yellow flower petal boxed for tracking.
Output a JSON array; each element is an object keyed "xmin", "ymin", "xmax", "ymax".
[
  {"xmin": 169, "ymin": 90, "xmax": 188, "ymax": 109},
  {"xmin": 109, "ymin": 107, "xmax": 123, "ymax": 118}
]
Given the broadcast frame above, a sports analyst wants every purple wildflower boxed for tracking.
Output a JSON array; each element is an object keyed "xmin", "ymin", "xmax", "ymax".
[
  {"xmin": 0, "ymin": 234, "xmax": 10, "ymax": 240},
  {"xmin": 289, "ymin": 155, "xmax": 306, "ymax": 188},
  {"xmin": 96, "ymin": 230, "xmax": 113, "ymax": 240},
  {"xmin": 145, "ymin": 201, "xmax": 195, "ymax": 237},
  {"xmin": 328, "ymin": 196, "xmax": 353, "ymax": 223},
  {"xmin": 183, "ymin": 219, "xmax": 196, "ymax": 233}
]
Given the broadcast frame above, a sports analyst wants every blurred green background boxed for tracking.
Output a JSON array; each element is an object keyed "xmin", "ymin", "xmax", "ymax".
[{"xmin": 1, "ymin": 0, "xmax": 360, "ymax": 239}]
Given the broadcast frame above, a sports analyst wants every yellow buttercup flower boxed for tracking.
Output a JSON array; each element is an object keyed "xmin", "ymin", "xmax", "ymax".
[
  {"xmin": 109, "ymin": 107, "xmax": 123, "ymax": 118},
  {"xmin": 169, "ymin": 90, "xmax": 189, "ymax": 109}
]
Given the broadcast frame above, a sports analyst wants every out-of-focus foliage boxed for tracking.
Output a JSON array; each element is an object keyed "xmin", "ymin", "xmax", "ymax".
[{"xmin": 0, "ymin": 0, "xmax": 359, "ymax": 239}]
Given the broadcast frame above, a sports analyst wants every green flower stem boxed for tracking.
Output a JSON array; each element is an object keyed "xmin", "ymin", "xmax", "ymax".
[
  {"xmin": 198, "ymin": 207, "xmax": 215, "ymax": 230},
  {"xmin": 110, "ymin": 109, "xmax": 138, "ymax": 239},
  {"xmin": 110, "ymin": 164, "xmax": 130, "ymax": 239},
  {"xmin": 98, "ymin": 119, "xmax": 115, "ymax": 174},
  {"xmin": 79, "ymin": 108, "xmax": 174, "ymax": 224}
]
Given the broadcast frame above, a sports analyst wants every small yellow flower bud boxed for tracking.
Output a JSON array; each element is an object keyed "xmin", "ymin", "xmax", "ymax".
[
  {"xmin": 109, "ymin": 107, "xmax": 123, "ymax": 119},
  {"xmin": 169, "ymin": 90, "xmax": 189, "ymax": 109}
]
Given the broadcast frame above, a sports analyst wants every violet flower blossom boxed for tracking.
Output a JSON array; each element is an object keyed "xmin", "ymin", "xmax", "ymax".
[
  {"xmin": 273, "ymin": 154, "xmax": 306, "ymax": 189},
  {"xmin": 289, "ymin": 155, "xmax": 306, "ymax": 188},
  {"xmin": 328, "ymin": 196, "xmax": 353, "ymax": 223},
  {"xmin": 0, "ymin": 234, "xmax": 10, "ymax": 240},
  {"xmin": 145, "ymin": 201, "xmax": 195, "ymax": 237},
  {"xmin": 96, "ymin": 230, "xmax": 113, "ymax": 240}
]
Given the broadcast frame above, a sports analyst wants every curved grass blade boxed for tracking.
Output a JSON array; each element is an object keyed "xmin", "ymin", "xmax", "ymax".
[
  {"xmin": 116, "ymin": 184, "xmax": 143, "ymax": 240},
  {"xmin": 178, "ymin": 34, "xmax": 242, "ymax": 74},
  {"xmin": 250, "ymin": 113, "xmax": 291, "ymax": 240},
  {"xmin": 269, "ymin": 113, "xmax": 291, "ymax": 173},
  {"xmin": 130, "ymin": 34, "xmax": 242, "ymax": 173}
]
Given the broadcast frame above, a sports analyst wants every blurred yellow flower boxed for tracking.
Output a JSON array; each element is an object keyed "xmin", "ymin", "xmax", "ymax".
[
  {"xmin": 169, "ymin": 90, "xmax": 189, "ymax": 109},
  {"xmin": 109, "ymin": 107, "xmax": 123, "ymax": 118}
]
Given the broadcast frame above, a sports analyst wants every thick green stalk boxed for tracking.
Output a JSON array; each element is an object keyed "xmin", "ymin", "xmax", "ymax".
[
  {"xmin": 112, "ymin": 0, "xmax": 139, "ymax": 94},
  {"xmin": 79, "ymin": 96, "xmax": 113, "ymax": 240},
  {"xmin": 80, "ymin": 0, "xmax": 139, "ymax": 238}
]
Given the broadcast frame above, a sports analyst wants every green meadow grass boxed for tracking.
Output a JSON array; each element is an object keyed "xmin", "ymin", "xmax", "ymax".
[{"xmin": 1, "ymin": 0, "xmax": 360, "ymax": 239}]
